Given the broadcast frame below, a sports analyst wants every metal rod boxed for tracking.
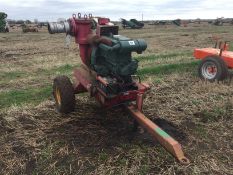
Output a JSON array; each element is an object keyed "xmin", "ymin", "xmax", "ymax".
[
  {"xmin": 220, "ymin": 49, "xmax": 223, "ymax": 56},
  {"xmin": 136, "ymin": 93, "xmax": 143, "ymax": 111},
  {"xmin": 126, "ymin": 105, "xmax": 190, "ymax": 164},
  {"xmin": 219, "ymin": 41, "xmax": 222, "ymax": 49}
]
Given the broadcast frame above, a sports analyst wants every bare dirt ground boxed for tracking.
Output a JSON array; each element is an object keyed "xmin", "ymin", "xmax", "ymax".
[{"xmin": 0, "ymin": 23, "xmax": 233, "ymax": 174}]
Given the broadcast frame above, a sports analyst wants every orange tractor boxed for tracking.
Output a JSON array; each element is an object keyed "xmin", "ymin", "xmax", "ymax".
[{"xmin": 194, "ymin": 40, "xmax": 233, "ymax": 81}]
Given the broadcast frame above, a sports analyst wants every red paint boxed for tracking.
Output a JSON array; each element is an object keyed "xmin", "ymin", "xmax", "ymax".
[
  {"xmin": 69, "ymin": 17, "xmax": 92, "ymax": 66},
  {"xmin": 98, "ymin": 18, "xmax": 110, "ymax": 25},
  {"xmin": 73, "ymin": 66, "xmax": 149, "ymax": 108},
  {"xmin": 73, "ymin": 68, "xmax": 92, "ymax": 92}
]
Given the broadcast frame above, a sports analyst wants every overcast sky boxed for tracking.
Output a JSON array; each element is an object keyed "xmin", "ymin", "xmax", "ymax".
[{"xmin": 1, "ymin": 0, "xmax": 233, "ymax": 21}]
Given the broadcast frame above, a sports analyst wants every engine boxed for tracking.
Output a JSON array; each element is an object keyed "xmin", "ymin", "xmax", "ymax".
[
  {"xmin": 48, "ymin": 15, "xmax": 147, "ymax": 95},
  {"xmin": 90, "ymin": 29, "xmax": 147, "ymax": 77}
]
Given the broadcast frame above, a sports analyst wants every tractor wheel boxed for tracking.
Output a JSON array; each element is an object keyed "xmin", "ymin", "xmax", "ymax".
[
  {"xmin": 198, "ymin": 56, "xmax": 228, "ymax": 82},
  {"xmin": 53, "ymin": 76, "xmax": 75, "ymax": 113}
]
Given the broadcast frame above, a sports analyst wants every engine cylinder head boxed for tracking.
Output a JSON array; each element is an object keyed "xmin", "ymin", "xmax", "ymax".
[{"xmin": 48, "ymin": 21, "xmax": 71, "ymax": 34}]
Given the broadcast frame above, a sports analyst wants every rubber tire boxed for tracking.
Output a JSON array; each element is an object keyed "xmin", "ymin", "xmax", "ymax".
[
  {"xmin": 53, "ymin": 76, "xmax": 75, "ymax": 113},
  {"xmin": 198, "ymin": 56, "xmax": 228, "ymax": 82}
]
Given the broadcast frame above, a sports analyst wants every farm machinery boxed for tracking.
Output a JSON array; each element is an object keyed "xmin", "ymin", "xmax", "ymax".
[
  {"xmin": 48, "ymin": 13, "xmax": 190, "ymax": 164},
  {"xmin": 0, "ymin": 12, "xmax": 9, "ymax": 32},
  {"xmin": 121, "ymin": 18, "xmax": 144, "ymax": 29},
  {"xmin": 194, "ymin": 40, "xmax": 233, "ymax": 81},
  {"xmin": 22, "ymin": 24, "xmax": 39, "ymax": 33},
  {"xmin": 130, "ymin": 19, "xmax": 144, "ymax": 28},
  {"xmin": 172, "ymin": 19, "xmax": 182, "ymax": 26}
]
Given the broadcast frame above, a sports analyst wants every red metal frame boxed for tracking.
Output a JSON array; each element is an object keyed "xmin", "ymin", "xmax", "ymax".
[
  {"xmin": 66, "ymin": 13, "xmax": 190, "ymax": 164},
  {"xmin": 72, "ymin": 64, "xmax": 190, "ymax": 164},
  {"xmin": 73, "ymin": 65, "xmax": 149, "ymax": 108}
]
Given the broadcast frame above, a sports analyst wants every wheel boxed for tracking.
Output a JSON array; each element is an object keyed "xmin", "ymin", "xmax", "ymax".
[
  {"xmin": 53, "ymin": 76, "xmax": 75, "ymax": 113},
  {"xmin": 198, "ymin": 56, "xmax": 228, "ymax": 82}
]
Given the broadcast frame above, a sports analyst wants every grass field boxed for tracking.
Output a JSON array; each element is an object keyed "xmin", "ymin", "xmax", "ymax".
[{"xmin": 0, "ymin": 23, "xmax": 233, "ymax": 174}]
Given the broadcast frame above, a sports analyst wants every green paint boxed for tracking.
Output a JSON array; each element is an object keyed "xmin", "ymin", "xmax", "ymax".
[{"xmin": 155, "ymin": 127, "xmax": 171, "ymax": 138}]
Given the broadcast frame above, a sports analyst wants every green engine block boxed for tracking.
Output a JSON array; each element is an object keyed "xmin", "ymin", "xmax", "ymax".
[{"xmin": 91, "ymin": 35, "xmax": 147, "ymax": 78}]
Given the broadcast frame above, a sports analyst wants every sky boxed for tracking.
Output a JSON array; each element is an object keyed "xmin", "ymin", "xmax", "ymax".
[{"xmin": 0, "ymin": 0, "xmax": 233, "ymax": 22}]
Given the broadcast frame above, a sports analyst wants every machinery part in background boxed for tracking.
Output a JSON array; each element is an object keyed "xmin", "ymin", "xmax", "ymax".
[
  {"xmin": 129, "ymin": 19, "xmax": 144, "ymax": 27},
  {"xmin": 0, "ymin": 12, "xmax": 7, "ymax": 19},
  {"xmin": 49, "ymin": 13, "xmax": 190, "ymax": 164},
  {"xmin": 198, "ymin": 56, "xmax": 228, "ymax": 82},
  {"xmin": 5, "ymin": 26, "xmax": 9, "ymax": 32},
  {"xmin": 121, "ymin": 18, "xmax": 143, "ymax": 29},
  {"xmin": 211, "ymin": 17, "xmax": 233, "ymax": 25},
  {"xmin": 148, "ymin": 20, "xmax": 168, "ymax": 25},
  {"xmin": 194, "ymin": 41, "xmax": 233, "ymax": 82},
  {"xmin": 48, "ymin": 21, "xmax": 72, "ymax": 48},
  {"xmin": 22, "ymin": 24, "xmax": 39, "ymax": 33},
  {"xmin": 92, "ymin": 17, "xmax": 114, "ymax": 29},
  {"xmin": 213, "ymin": 18, "xmax": 224, "ymax": 26},
  {"xmin": 172, "ymin": 19, "xmax": 181, "ymax": 26},
  {"xmin": 0, "ymin": 12, "xmax": 9, "ymax": 32},
  {"xmin": 53, "ymin": 76, "xmax": 75, "ymax": 113}
]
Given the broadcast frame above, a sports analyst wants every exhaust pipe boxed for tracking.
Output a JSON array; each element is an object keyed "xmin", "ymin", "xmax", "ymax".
[{"xmin": 48, "ymin": 21, "xmax": 71, "ymax": 34}]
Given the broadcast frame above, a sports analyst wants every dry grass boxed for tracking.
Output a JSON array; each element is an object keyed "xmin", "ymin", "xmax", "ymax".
[{"xmin": 0, "ymin": 24, "xmax": 233, "ymax": 174}]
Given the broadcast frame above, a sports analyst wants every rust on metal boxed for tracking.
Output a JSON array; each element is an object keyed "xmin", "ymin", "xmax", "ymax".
[
  {"xmin": 136, "ymin": 93, "xmax": 143, "ymax": 112},
  {"xmin": 126, "ymin": 105, "xmax": 190, "ymax": 165}
]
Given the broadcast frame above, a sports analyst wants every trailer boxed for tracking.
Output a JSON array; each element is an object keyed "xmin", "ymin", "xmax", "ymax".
[{"xmin": 48, "ymin": 13, "xmax": 190, "ymax": 164}]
